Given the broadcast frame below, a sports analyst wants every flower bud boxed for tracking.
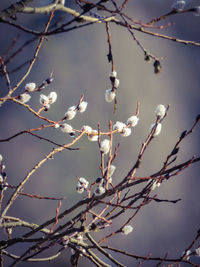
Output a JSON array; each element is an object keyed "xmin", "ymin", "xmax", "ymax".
[
  {"xmin": 105, "ymin": 89, "xmax": 116, "ymax": 102},
  {"xmin": 120, "ymin": 127, "xmax": 132, "ymax": 137},
  {"xmin": 78, "ymin": 101, "xmax": 88, "ymax": 113},
  {"xmin": 150, "ymin": 123, "xmax": 162, "ymax": 137},
  {"xmin": 127, "ymin": 116, "xmax": 139, "ymax": 127},
  {"xmin": 19, "ymin": 93, "xmax": 31, "ymax": 104},
  {"xmin": 155, "ymin": 104, "xmax": 166, "ymax": 119},
  {"xmin": 113, "ymin": 121, "xmax": 126, "ymax": 132},
  {"xmin": 25, "ymin": 82, "xmax": 36, "ymax": 92},
  {"xmin": 48, "ymin": 92, "xmax": 57, "ymax": 104},
  {"xmin": 100, "ymin": 139, "xmax": 110, "ymax": 154}
]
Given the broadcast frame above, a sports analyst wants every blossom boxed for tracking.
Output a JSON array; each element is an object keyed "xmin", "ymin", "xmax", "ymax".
[
  {"xmin": 78, "ymin": 101, "xmax": 88, "ymax": 113},
  {"xmin": 120, "ymin": 127, "xmax": 132, "ymax": 137},
  {"xmin": 48, "ymin": 92, "xmax": 57, "ymax": 104},
  {"xmin": 155, "ymin": 104, "xmax": 166, "ymax": 119},
  {"xmin": 113, "ymin": 78, "xmax": 120, "ymax": 88},
  {"xmin": 109, "ymin": 70, "xmax": 117, "ymax": 78},
  {"xmin": 88, "ymin": 130, "xmax": 98, "ymax": 142},
  {"xmin": 150, "ymin": 123, "xmax": 162, "ymax": 137},
  {"xmin": 82, "ymin": 125, "xmax": 92, "ymax": 134},
  {"xmin": 113, "ymin": 121, "xmax": 126, "ymax": 132},
  {"xmin": 39, "ymin": 94, "xmax": 49, "ymax": 105},
  {"xmin": 19, "ymin": 93, "xmax": 31, "ymax": 104},
  {"xmin": 100, "ymin": 139, "xmax": 110, "ymax": 154},
  {"xmin": 0, "ymin": 154, "xmax": 3, "ymax": 163},
  {"xmin": 105, "ymin": 165, "xmax": 116, "ymax": 177},
  {"xmin": 65, "ymin": 107, "xmax": 77, "ymax": 120},
  {"xmin": 122, "ymin": 225, "xmax": 133, "ymax": 235},
  {"xmin": 60, "ymin": 123, "xmax": 73, "ymax": 133},
  {"xmin": 127, "ymin": 116, "xmax": 139, "ymax": 127},
  {"xmin": 171, "ymin": 0, "xmax": 185, "ymax": 11},
  {"xmin": 78, "ymin": 177, "xmax": 89, "ymax": 188},
  {"xmin": 76, "ymin": 177, "xmax": 89, "ymax": 194},
  {"xmin": 76, "ymin": 186, "xmax": 84, "ymax": 194},
  {"xmin": 25, "ymin": 82, "xmax": 36, "ymax": 92},
  {"xmin": 95, "ymin": 186, "xmax": 105, "ymax": 196},
  {"xmin": 105, "ymin": 89, "xmax": 116, "ymax": 102}
]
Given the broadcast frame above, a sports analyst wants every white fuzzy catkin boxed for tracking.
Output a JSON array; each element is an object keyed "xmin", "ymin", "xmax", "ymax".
[
  {"xmin": 61, "ymin": 123, "xmax": 73, "ymax": 133},
  {"xmin": 65, "ymin": 109, "xmax": 77, "ymax": 120},
  {"xmin": 48, "ymin": 92, "xmax": 57, "ymax": 104},
  {"xmin": 155, "ymin": 104, "xmax": 166, "ymax": 119},
  {"xmin": 114, "ymin": 78, "xmax": 120, "ymax": 88},
  {"xmin": 171, "ymin": 0, "xmax": 185, "ymax": 11},
  {"xmin": 78, "ymin": 177, "xmax": 89, "ymax": 188},
  {"xmin": 88, "ymin": 130, "xmax": 98, "ymax": 142},
  {"xmin": 78, "ymin": 101, "xmax": 88, "ymax": 113},
  {"xmin": 95, "ymin": 186, "xmax": 105, "ymax": 196},
  {"xmin": 122, "ymin": 225, "xmax": 133, "ymax": 235},
  {"xmin": 19, "ymin": 93, "xmax": 31, "ymax": 104},
  {"xmin": 25, "ymin": 82, "xmax": 36, "ymax": 92},
  {"xmin": 150, "ymin": 123, "xmax": 162, "ymax": 137},
  {"xmin": 82, "ymin": 125, "xmax": 92, "ymax": 134},
  {"xmin": 105, "ymin": 89, "xmax": 116, "ymax": 102},
  {"xmin": 127, "ymin": 116, "xmax": 139, "ymax": 127},
  {"xmin": 109, "ymin": 70, "xmax": 117, "ymax": 78},
  {"xmin": 40, "ymin": 94, "xmax": 49, "ymax": 105},
  {"xmin": 100, "ymin": 139, "xmax": 110, "ymax": 154},
  {"xmin": 106, "ymin": 165, "xmax": 116, "ymax": 177},
  {"xmin": 120, "ymin": 127, "xmax": 132, "ymax": 137},
  {"xmin": 113, "ymin": 121, "xmax": 126, "ymax": 132},
  {"xmin": 0, "ymin": 154, "xmax": 3, "ymax": 163}
]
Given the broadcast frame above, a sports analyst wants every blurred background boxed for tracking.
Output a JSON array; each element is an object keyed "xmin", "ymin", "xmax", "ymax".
[{"xmin": 0, "ymin": 0, "xmax": 200, "ymax": 266}]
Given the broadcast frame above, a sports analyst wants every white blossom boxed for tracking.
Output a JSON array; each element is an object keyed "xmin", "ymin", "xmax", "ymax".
[
  {"xmin": 95, "ymin": 186, "xmax": 105, "ymax": 196},
  {"xmin": 39, "ymin": 94, "xmax": 49, "ymax": 105},
  {"xmin": 113, "ymin": 121, "xmax": 126, "ymax": 132},
  {"xmin": 68, "ymin": 105, "xmax": 76, "ymax": 111},
  {"xmin": 88, "ymin": 130, "xmax": 98, "ymax": 142},
  {"xmin": 109, "ymin": 70, "xmax": 117, "ymax": 78},
  {"xmin": 0, "ymin": 154, "xmax": 3, "ymax": 163},
  {"xmin": 195, "ymin": 247, "xmax": 200, "ymax": 256},
  {"xmin": 19, "ymin": 93, "xmax": 31, "ymax": 104},
  {"xmin": 127, "ymin": 116, "xmax": 139, "ymax": 127},
  {"xmin": 48, "ymin": 92, "xmax": 57, "ymax": 104},
  {"xmin": 76, "ymin": 186, "xmax": 84, "ymax": 194},
  {"xmin": 114, "ymin": 78, "xmax": 120, "ymax": 88},
  {"xmin": 106, "ymin": 165, "xmax": 116, "ymax": 177},
  {"xmin": 0, "ymin": 175, "xmax": 3, "ymax": 183},
  {"xmin": 151, "ymin": 181, "xmax": 161, "ymax": 191},
  {"xmin": 25, "ymin": 82, "xmax": 36, "ymax": 92},
  {"xmin": 65, "ymin": 109, "xmax": 77, "ymax": 120},
  {"xmin": 78, "ymin": 101, "xmax": 88, "ymax": 113},
  {"xmin": 61, "ymin": 123, "xmax": 73, "ymax": 133},
  {"xmin": 105, "ymin": 89, "xmax": 116, "ymax": 102},
  {"xmin": 120, "ymin": 127, "xmax": 132, "ymax": 137},
  {"xmin": 82, "ymin": 125, "xmax": 92, "ymax": 134},
  {"xmin": 171, "ymin": 0, "xmax": 185, "ymax": 11},
  {"xmin": 194, "ymin": 6, "xmax": 200, "ymax": 16},
  {"xmin": 150, "ymin": 123, "xmax": 162, "ymax": 137},
  {"xmin": 78, "ymin": 177, "xmax": 89, "ymax": 188},
  {"xmin": 122, "ymin": 225, "xmax": 133, "ymax": 235},
  {"xmin": 155, "ymin": 104, "xmax": 166, "ymax": 119},
  {"xmin": 100, "ymin": 139, "xmax": 110, "ymax": 154}
]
